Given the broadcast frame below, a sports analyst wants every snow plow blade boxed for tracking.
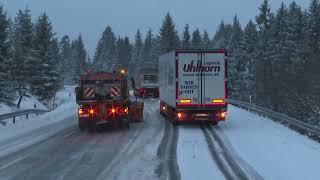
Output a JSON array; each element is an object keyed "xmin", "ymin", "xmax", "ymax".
[{"xmin": 129, "ymin": 101, "xmax": 144, "ymax": 122}]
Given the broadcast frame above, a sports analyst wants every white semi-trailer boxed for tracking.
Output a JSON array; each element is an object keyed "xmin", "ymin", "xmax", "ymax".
[{"xmin": 159, "ymin": 50, "xmax": 228, "ymax": 125}]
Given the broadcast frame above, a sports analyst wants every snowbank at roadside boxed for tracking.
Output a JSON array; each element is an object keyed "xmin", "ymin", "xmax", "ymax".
[
  {"xmin": 220, "ymin": 105, "xmax": 320, "ymax": 180},
  {"xmin": 0, "ymin": 86, "xmax": 78, "ymax": 155},
  {"xmin": 0, "ymin": 86, "xmax": 76, "ymax": 115}
]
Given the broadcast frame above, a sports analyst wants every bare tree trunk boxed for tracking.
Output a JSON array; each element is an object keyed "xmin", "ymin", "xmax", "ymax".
[
  {"xmin": 52, "ymin": 94, "xmax": 56, "ymax": 110},
  {"xmin": 16, "ymin": 93, "xmax": 23, "ymax": 109}
]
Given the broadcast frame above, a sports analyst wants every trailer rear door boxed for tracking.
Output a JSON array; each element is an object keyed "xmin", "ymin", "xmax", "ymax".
[
  {"xmin": 177, "ymin": 53, "xmax": 201, "ymax": 105},
  {"xmin": 202, "ymin": 52, "xmax": 226, "ymax": 105},
  {"xmin": 177, "ymin": 51, "xmax": 226, "ymax": 106}
]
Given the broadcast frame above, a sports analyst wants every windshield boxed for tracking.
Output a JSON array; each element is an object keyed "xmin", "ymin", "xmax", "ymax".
[{"xmin": 143, "ymin": 74, "xmax": 158, "ymax": 84}]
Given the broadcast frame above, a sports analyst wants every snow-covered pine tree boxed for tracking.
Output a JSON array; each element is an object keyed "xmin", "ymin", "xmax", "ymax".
[
  {"xmin": 202, "ymin": 30, "xmax": 211, "ymax": 49},
  {"xmin": 71, "ymin": 35, "xmax": 87, "ymax": 83},
  {"xmin": 159, "ymin": 13, "xmax": 180, "ymax": 54},
  {"xmin": 28, "ymin": 13, "xmax": 59, "ymax": 101},
  {"xmin": 59, "ymin": 35, "xmax": 72, "ymax": 85},
  {"xmin": 284, "ymin": 2, "xmax": 310, "ymax": 119},
  {"xmin": 213, "ymin": 20, "xmax": 234, "ymax": 49},
  {"xmin": 255, "ymin": 0, "xmax": 274, "ymax": 107},
  {"xmin": 143, "ymin": 28, "xmax": 153, "ymax": 63},
  {"xmin": 303, "ymin": 0, "xmax": 320, "ymax": 122},
  {"xmin": 12, "ymin": 8, "xmax": 34, "ymax": 108},
  {"xmin": 151, "ymin": 34, "xmax": 161, "ymax": 65},
  {"xmin": 191, "ymin": 28, "xmax": 203, "ymax": 49},
  {"xmin": 182, "ymin": 24, "xmax": 191, "ymax": 49},
  {"xmin": 0, "ymin": 6, "xmax": 14, "ymax": 103},
  {"xmin": 129, "ymin": 29, "xmax": 143, "ymax": 76},
  {"xmin": 307, "ymin": 0, "xmax": 320, "ymax": 52},
  {"xmin": 93, "ymin": 26, "xmax": 117, "ymax": 71},
  {"xmin": 118, "ymin": 36, "xmax": 131, "ymax": 70},
  {"xmin": 268, "ymin": 3, "xmax": 292, "ymax": 112},
  {"xmin": 228, "ymin": 15, "xmax": 244, "ymax": 99},
  {"xmin": 241, "ymin": 20, "xmax": 258, "ymax": 102},
  {"xmin": 47, "ymin": 38, "xmax": 63, "ymax": 108}
]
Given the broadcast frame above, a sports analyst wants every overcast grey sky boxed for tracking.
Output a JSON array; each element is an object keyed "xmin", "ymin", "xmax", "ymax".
[{"xmin": 0, "ymin": 0, "xmax": 310, "ymax": 56}]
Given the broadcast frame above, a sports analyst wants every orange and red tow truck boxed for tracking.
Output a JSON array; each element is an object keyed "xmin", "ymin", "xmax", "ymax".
[{"xmin": 75, "ymin": 69, "xmax": 143, "ymax": 131}]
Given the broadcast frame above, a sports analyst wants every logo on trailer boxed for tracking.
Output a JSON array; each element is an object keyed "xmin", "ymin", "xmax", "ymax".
[
  {"xmin": 84, "ymin": 87, "xmax": 95, "ymax": 98},
  {"xmin": 111, "ymin": 87, "xmax": 121, "ymax": 97},
  {"xmin": 183, "ymin": 60, "xmax": 221, "ymax": 73}
]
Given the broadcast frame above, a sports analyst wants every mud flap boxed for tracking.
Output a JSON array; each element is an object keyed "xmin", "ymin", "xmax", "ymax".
[{"xmin": 129, "ymin": 101, "xmax": 144, "ymax": 122}]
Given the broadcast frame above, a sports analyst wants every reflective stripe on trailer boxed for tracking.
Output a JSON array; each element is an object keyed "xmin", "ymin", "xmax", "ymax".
[
  {"xmin": 111, "ymin": 87, "xmax": 120, "ymax": 97},
  {"xmin": 84, "ymin": 87, "xmax": 95, "ymax": 98}
]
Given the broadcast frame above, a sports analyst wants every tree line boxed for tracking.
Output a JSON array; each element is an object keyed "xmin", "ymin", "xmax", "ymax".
[
  {"xmin": 0, "ymin": 0, "xmax": 319, "ymax": 125},
  {"xmin": 91, "ymin": 0, "xmax": 320, "ymax": 124},
  {"xmin": 212, "ymin": 0, "xmax": 320, "ymax": 125},
  {"xmin": 0, "ymin": 7, "xmax": 87, "ymax": 108}
]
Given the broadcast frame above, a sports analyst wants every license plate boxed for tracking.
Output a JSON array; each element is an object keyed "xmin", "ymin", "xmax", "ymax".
[
  {"xmin": 195, "ymin": 117, "xmax": 208, "ymax": 121},
  {"xmin": 196, "ymin": 114, "xmax": 208, "ymax": 117},
  {"xmin": 79, "ymin": 114, "xmax": 89, "ymax": 118}
]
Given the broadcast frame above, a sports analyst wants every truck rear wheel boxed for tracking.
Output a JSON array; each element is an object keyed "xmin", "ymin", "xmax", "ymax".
[
  {"xmin": 88, "ymin": 121, "xmax": 96, "ymax": 132},
  {"xmin": 78, "ymin": 119, "xmax": 85, "ymax": 131}
]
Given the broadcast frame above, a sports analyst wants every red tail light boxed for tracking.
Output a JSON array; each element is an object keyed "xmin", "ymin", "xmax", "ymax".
[
  {"xmin": 177, "ymin": 112, "xmax": 185, "ymax": 120},
  {"xmin": 139, "ymin": 88, "xmax": 144, "ymax": 94}
]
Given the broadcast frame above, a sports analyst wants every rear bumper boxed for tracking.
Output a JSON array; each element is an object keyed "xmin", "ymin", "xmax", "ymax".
[
  {"xmin": 174, "ymin": 110, "xmax": 226, "ymax": 122},
  {"xmin": 79, "ymin": 115, "xmax": 129, "ymax": 125},
  {"xmin": 135, "ymin": 87, "xmax": 159, "ymax": 98}
]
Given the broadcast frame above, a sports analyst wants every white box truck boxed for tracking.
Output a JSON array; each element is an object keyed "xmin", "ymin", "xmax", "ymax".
[
  {"xmin": 133, "ymin": 66, "xmax": 159, "ymax": 98},
  {"xmin": 159, "ymin": 50, "xmax": 228, "ymax": 125}
]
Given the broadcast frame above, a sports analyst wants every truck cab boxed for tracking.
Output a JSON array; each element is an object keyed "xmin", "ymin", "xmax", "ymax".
[{"xmin": 134, "ymin": 67, "xmax": 159, "ymax": 98}]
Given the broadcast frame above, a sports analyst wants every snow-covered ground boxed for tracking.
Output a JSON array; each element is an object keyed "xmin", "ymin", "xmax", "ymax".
[
  {"xmin": 177, "ymin": 126, "xmax": 225, "ymax": 180},
  {"xmin": 0, "ymin": 86, "xmax": 78, "ymax": 157},
  {"xmin": 0, "ymin": 86, "xmax": 76, "ymax": 115},
  {"xmin": 220, "ymin": 105, "xmax": 320, "ymax": 180}
]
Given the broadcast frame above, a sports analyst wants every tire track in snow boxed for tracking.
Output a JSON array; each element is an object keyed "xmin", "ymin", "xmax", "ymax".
[
  {"xmin": 156, "ymin": 118, "xmax": 180, "ymax": 180},
  {"xmin": 202, "ymin": 125, "xmax": 264, "ymax": 180}
]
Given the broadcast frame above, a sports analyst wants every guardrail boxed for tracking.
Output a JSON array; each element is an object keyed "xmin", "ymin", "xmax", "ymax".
[
  {"xmin": 228, "ymin": 99, "xmax": 320, "ymax": 138},
  {"xmin": 0, "ymin": 109, "xmax": 50, "ymax": 126}
]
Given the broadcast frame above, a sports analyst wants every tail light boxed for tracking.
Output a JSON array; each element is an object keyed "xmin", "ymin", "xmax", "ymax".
[
  {"xmin": 78, "ymin": 108, "xmax": 83, "ymax": 115},
  {"xmin": 109, "ymin": 107, "xmax": 128, "ymax": 115},
  {"xmin": 177, "ymin": 112, "xmax": 185, "ymax": 120},
  {"xmin": 89, "ymin": 109, "xmax": 94, "ymax": 114},
  {"xmin": 139, "ymin": 88, "xmax": 144, "ymax": 94},
  {"xmin": 220, "ymin": 112, "xmax": 227, "ymax": 119}
]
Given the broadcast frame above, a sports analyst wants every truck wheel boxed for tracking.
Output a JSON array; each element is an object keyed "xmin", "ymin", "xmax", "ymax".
[
  {"xmin": 88, "ymin": 121, "xmax": 96, "ymax": 132},
  {"xmin": 172, "ymin": 120, "xmax": 179, "ymax": 126},
  {"xmin": 212, "ymin": 122, "xmax": 218, "ymax": 126},
  {"xmin": 79, "ymin": 122, "xmax": 85, "ymax": 131}
]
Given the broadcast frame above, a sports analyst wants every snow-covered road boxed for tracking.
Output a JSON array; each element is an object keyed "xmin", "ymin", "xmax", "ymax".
[
  {"xmin": 0, "ymin": 99, "xmax": 164, "ymax": 180},
  {"xmin": 1, "ymin": 98, "xmax": 320, "ymax": 180},
  {"xmin": 177, "ymin": 125, "xmax": 225, "ymax": 180}
]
